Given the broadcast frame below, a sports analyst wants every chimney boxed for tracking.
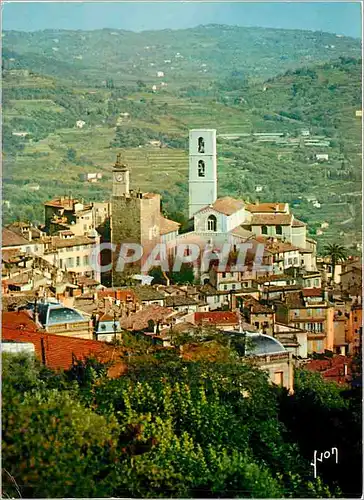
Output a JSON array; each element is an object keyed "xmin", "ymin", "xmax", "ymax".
[
  {"xmin": 343, "ymin": 363, "xmax": 348, "ymax": 376},
  {"xmin": 255, "ymin": 200, "xmax": 259, "ymax": 206},
  {"xmin": 275, "ymin": 204, "xmax": 279, "ymax": 212}
]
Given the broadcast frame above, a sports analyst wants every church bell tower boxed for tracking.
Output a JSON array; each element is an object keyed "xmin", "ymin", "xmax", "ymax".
[
  {"xmin": 113, "ymin": 153, "xmax": 130, "ymax": 197},
  {"xmin": 188, "ymin": 129, "xmax": 217, "ymax": 219}
]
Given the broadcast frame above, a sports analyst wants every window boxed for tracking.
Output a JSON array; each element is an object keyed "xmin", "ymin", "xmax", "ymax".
[
  {"xmin": 67, "ymin": 257, "xmax": 74, "ymax": 267},
  {"xmin": 198, "ymin": 160, "xmax": 205, "ymax": 177},
  {"xmin": 224, "ymin": 285, "xmax": 228, "ymax": 290},
  {"xmin": 294, "ymin": 257, "xmax": 298, "ymax": 265},
  {"xmin": 207, "ymin": 214, "xmax": 217, "ymax": 232},
  {"xmin": 262, "ymin": 225, "xmax": 268, "ymax": 235},
  {"xmin": 59, "ymin": 259, "xmax": 63, "ymax": 268},
  {"xmin": 76, "ymin": 256, "xmax": 80, "ymax": 266},
  {"xmin": 198, "ymin": 136, "xmax": 205, "ymax": 153},
  {"xmin": 314, "ymin": 279, "xmax": 320, "ymax": 287},
  {"xmin": 232, "ymin": 284, "xmax": 236, "ymax": 290},
  {"xmin": 83, "ymin": 255, "xmax": 89, "ymax": 265},
  {"xmin": 222, "ymin": 272, "xmax": 226, "ymax": 278},
  {"xmin": 276, "ymin": 225, "xmax": 283, "ymax": 235}
]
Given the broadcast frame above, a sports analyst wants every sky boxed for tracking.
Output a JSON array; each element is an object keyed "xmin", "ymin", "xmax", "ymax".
[{"xmin": 1, "ymin": 2, "xmax": 362, "ymax": 38}]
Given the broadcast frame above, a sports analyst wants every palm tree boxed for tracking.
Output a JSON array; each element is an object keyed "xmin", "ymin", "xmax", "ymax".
[{"xmin": 323, "ymin": 243, "xmax": 347, "ymax": 284}]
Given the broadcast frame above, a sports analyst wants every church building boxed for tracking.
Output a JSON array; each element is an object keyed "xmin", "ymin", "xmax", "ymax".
[{"xmin": 182, "ymin": 128, "xmax": 316, "ymax": 272}]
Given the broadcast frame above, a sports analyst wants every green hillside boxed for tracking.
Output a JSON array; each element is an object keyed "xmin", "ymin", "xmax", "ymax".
[{"xmin": 2, "ymin": 26, "xmax": 362, "ymax": 253}]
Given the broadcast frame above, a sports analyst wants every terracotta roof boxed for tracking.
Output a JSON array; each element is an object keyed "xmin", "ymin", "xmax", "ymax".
[
  {"xmin": 119, "ymin": 305, "xmax": 173, "ymax": 330},
  {"xmin": 76, "ymin": 276, "xmax": 100, "ymax": 286},
  {"xmin": 165, "ymin": 296, "xmax": 199, "ymax": 307},
  {"xmin": 2, "ymin": 248, "xmax": 24, "ymax": 263},
  {"xmin": 160, "ymin": 215, "xmax": 180, "ymax": 235},
  {"xmin": 304, "ymin": 356, "xmax": 352, "ymax": 385},
  {"xmin": 129, "ymin": 286, "xmax": 165, "ymax": 302},
  {"xmin": 264, "ymin": 240, "xmax": 300, "ymax": 254},
  {"xmin": 199, "ymin": 284, "xmax": 227, "ymax": 296},
  {"xmin": 292, "ymin": 218, "xmax": 306, "ymax": 228},
  {"xmin": 242, "ymin": 296, "xmax": 274, "ymax": 314},
  {"xmin": 2, "ymin": 310, "xmax": 39, "ymax": 332},
  {"xmin": 230, "ymin": 226, "xmax": 255, "ymax": 239},
  {"xmin": 44, "ymin": 197, "xmax": 78, "ymax": 209},
  {"xmin": 2, "ymin": 325, "xmax": 125, "ymax": 373},
  {"xmin": 250, "ymin": 214, "xmax": 293, "ymax": 226},
  {"xmin": 255, "ymin": 274, "xmax": 295, "ymax": 284},
  {"xmin": 246, "ymin": 202, "xmax": 287, "ymax": 214},
  {"xmin": 43, "ymin": 235, "xmax": 95, "ymax": 250},
  {"xmin": 197, "ymin": 197, "xmax": 244, "ymax": 216},
  {"xmin": 2, "ymin": 228, "xmax": 31, "ymax": 248},
  {"xmin": 194, "ymin": 311, "xmax": 239, "ymax": 325},
  {"xmin": 302, "ymin": 288, "xmax": 322, "ymax": 297}
]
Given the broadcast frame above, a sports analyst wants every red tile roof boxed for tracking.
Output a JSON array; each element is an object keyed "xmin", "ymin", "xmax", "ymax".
[
  {"xmin": 304, "ymin": 356, "xmax": 352, "ymax": 385},
  {"xmin": 242, "ymin": 296, "xmax": 274, "ymax": 314},
  {"xmin": 2, "ymin": 314, "xmax": 125, "ymax": 373},
  {"xmin": 264, "ymin": 240, "xmax": 300, "ymax": 254},
  {"xmin": 194, "ymin": 311, "xmax": 239, "ymax": 326},
  {"xmin": 2, "ymin": 311, "xmax": 39, "ymax": 331},
  {"xmin": 2, "ymin": 228, "xmax": 31, "ymax": 247},
  {"xmin": 197, "ymin": 197, "xmax": 244, "ymax": 216},
  {"xmin": 119, "ymin": 305, "xmax": 173, "ymax": 331},
  {"xmin": 160, "ymin": 215, "xmax": 180, "ymax": 235},
  {"xmin": 44, "ymin": 197, "xmax": 78, "ymax": 209},
  {"xmin": 292, "ymin": 218, "xmax": 306, "ymax": 228},
  {"xmin": 246, "ymin": 202, "xmax": 287, "ymax": 214}
]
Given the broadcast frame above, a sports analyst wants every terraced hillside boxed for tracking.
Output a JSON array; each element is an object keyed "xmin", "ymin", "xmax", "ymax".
[{"xmin": 2, "ymin": 26, "xmax": 362, "ymax": 253}]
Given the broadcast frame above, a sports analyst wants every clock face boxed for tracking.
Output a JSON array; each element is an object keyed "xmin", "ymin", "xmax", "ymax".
[{"xmin": 115, "ymin": 173, "xmax": 124, "ymax": 182}]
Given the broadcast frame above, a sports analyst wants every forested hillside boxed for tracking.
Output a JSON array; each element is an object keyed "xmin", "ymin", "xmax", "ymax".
[{"xmin": 2, "ymin": 26, "xmax": 362, "ymax": 252}]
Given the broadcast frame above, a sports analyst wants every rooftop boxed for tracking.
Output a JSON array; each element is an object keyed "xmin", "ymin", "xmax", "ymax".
[
  {"xmin": 249, "ymin": 214, "xmax": 293, "ymax": 226},
  {"xmin": 2, "ymin": 326, "xmax": 125, "ymax": 372},
  {"xmin": 246, "ymin": 202, "xmax": 287, "ymax": 214},
  {"xmin": 165, "ymin": 295, "xmax": 199, "ymax": 307},
  {"xmin": 194, "ymin": 311, "xmax": 239, "ymax": 325},
  {"xmin": 128, "ymin": 286, "xmax": 165, "ymax": 302},
  {"xmin": 2, "ymin": 228, "xmax": 31, "ymax": 247},
  {"xmin": 198, "ymin": 196, "xmax": 245, "ymax": 216},
  {"xmin": 43, "ymin": 235, "xmax": 95, "ymax": 250},
  {"xmin": 242, "ymin": 296, "xmax": 274, "ymax": 314},
  {"xmin": 292, "ymin": 218, "xmax": 306, "ymax": 228},
  {"xmin": 160, "ymin": 215, "xmax": 181, "ymax": 235}
]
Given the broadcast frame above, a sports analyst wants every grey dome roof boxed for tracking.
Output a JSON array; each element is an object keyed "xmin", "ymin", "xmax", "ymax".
[
  {"xmin": 245, "ymin": 332, "xmax": 286, "ymax": 356},
  {"xmin": 30, "ymin": 301, "xmax": 86, "ymax": 326},
  {"xmin": 225, "ymin": 330, "xmax": 286, "ymax": 356}
]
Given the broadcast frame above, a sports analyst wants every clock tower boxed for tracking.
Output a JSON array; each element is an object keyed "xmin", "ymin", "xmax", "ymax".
[{"xmin": 113, "ymin": 153, "xmax": 129, "ymax": 197}]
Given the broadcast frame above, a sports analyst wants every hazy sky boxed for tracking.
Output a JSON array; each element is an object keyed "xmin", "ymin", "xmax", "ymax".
[{"xmin": 2, "ymin": 2, "xmax": 362, "ymax": 38}]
